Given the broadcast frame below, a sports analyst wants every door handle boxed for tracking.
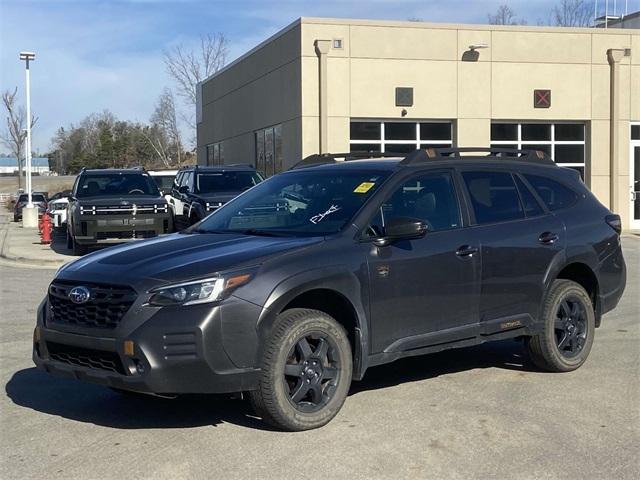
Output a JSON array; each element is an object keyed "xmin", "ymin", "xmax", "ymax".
[
  {"xmin": 538, "ymin": 232, "xmax": 559, "ymax": 245},
  {"xmin": 456, "ymin": 245, "xmax": 478, "ymax": 257}
]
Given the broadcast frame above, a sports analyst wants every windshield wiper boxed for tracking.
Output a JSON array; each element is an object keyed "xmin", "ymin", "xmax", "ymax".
[
  {"xmin": 186, "ymin": 228, "xmax": 232, "ymax": 234},
  {"xmin": 186, "ymin": 228, "xmax": 291, "ymax": 237},
  {"xmin": 237, "ymin": 229, "xmax": 290, "ymax": 237}
]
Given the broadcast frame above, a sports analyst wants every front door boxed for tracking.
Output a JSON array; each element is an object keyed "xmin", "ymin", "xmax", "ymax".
[
  {"xmin": 364, "ymin": 170, "xmax": 480, "ymax": 354},
  {"xmin": 631, "ymin": 123, "xmax": 640, "ymax": 230}
]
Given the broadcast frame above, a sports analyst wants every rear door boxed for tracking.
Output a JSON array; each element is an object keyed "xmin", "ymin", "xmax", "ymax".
[{"xmin": 458, "ymin": 168, "xmax": 565, "ymax": 333}]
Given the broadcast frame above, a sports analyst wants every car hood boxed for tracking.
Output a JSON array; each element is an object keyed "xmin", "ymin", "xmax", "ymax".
[{"xmin": 57, "ymin": 232, "xmax": 323, "ymax": 288}]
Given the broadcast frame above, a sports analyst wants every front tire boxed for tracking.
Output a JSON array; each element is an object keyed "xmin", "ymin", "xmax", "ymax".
[
  {"xmin": 68, "ymin": 229, "xmax": 87, "ymax": 256},
  {"xmin": 527, "ymin": 280, "xmax": 595, "ymax": 372},
  {"xmin": 249, "ymin": 308, "xmax": 352, "ymax": 431}
]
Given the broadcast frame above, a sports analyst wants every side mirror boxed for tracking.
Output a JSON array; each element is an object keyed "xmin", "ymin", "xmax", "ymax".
[
  {"xmin": 373, "ymin": 217, "xmax": 428, "ymax": 247},
  {"xmin": 178, "ymin": 185, "xmax": 189, "ymax": 194}
]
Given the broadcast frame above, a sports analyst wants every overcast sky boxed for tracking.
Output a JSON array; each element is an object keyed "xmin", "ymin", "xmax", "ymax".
[{"xmin": 1, "ymin": 0, "xmax": 638, "ymax": 153}]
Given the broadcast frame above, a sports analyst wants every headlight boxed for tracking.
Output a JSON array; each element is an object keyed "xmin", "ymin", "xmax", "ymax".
[{"xmin": 148, "ymin": 272, "xmax": 253, "ymax": 307}]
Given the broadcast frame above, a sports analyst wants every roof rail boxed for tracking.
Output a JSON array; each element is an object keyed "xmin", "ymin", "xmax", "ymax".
[
  {"xmin": 399, "ymin": 147, "xmax": 555, "ymax": 166},
  {"xmin": 289, "ymin": 151, "xmax": 403, "ymax": 170},
  {"xmin": 226, "ymin": 163, "xmax": 256, "ymax": 169}
]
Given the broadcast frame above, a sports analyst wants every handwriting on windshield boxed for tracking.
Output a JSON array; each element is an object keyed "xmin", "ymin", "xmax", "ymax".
[{"xmin": 310, "ymin": 205, "xmax": 341, "ymax": 224}]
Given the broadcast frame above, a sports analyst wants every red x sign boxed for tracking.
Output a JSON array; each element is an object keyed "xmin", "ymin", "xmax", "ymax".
[{"xmin": 534, "ymin": 89, "xmax": 551, "ymax": 108}]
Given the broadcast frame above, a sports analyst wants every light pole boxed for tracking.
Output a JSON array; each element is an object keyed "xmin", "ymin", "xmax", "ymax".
[{"xmin": 19, "ymin": 51, "xmax": 37, "ymax": 228}]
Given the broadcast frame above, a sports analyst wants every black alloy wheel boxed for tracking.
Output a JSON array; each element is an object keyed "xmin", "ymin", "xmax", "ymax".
[
  {"xmin": 554, "ymin": 297, "xmax": 588, "ymax": 358},
  {"xmin": 283, "ymin": 334, "xmax": 341, "ymax": 413}
]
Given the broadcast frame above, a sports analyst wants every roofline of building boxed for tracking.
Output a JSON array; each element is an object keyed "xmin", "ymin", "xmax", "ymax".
[
  {"xmin": 200, "ymin": 18, "xmax": 302, "ymax": 87},
  {"xmin": 200, "ymin": 15, "xmax": 640, "ymax": 87},
  {"xmin": 298, "ymin": 15, "xmax": 640, "ymax": 33},
  {"xmin": 596, "ymin": 10, "xmax": 640, "ymax": 22}
]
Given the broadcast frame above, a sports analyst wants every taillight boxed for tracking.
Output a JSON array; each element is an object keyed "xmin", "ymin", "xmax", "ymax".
[{"xmin": 605, "ymin": 214, "xmax": 622, "ymax": 235}]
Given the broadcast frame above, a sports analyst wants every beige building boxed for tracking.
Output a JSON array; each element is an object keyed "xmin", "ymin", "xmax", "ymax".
[{"xmin": 197, "ymin": 17, "xmax": 640, "ymax": 230}]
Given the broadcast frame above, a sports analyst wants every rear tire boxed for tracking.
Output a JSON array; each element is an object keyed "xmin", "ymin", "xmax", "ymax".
[
  {"xmin": 249, "ymin": 308, "xmax": 352, "ymax": 431},
  {"xmin": 527, "ymin": 279, "xmax": 595, "ymax": 372}
]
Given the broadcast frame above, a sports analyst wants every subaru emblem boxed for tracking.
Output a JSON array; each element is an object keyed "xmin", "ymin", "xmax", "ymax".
[{"xmin": 68, "ymin": 286, "xmax": 91, "ymax": 304}]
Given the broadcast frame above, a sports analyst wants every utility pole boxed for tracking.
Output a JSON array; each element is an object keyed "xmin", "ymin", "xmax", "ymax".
[{"xmin": 19, "ymin": 51, "xmax": 37, "ymax": 227}]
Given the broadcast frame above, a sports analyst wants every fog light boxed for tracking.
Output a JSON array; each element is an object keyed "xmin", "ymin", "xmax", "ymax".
[
  {"xmin": 134, "ymin": 360, "xmax": 145, "ymax": 374},
  {"xmin": 124, "ymin": 340, "xmax": 135, "ymax": 356}
]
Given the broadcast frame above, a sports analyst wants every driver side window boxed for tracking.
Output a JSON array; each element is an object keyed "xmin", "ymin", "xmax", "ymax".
[{"xmin": 368, "ymin": 171, "xmax": 461, "ymax": 235}]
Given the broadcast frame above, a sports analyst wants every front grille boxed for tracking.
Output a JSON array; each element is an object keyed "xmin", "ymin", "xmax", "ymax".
[
  {"xmin": 80, "ymin": 204, "xmax": 168, "ymax": 215},
  {"xmin": 96, "ymin": 230, "xmax": 156, "ymax": 240},
  {"xmin": 46, "ymin": 341, "xmax": 126, "ymax": 374},
  {"xmin": 48, "ymin": 281, "xmax": 137, "ymax": 329}
]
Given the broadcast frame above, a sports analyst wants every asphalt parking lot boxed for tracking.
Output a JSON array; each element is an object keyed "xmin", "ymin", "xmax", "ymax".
[{"xmin": 0, "ymin": 238, "xmax": 638, "ymax": 480}]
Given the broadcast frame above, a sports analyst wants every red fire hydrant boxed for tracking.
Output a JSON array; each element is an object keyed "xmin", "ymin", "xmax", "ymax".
[{"xmin": 40, "ymin": 214, "xmax": 52, "ymax": 244}]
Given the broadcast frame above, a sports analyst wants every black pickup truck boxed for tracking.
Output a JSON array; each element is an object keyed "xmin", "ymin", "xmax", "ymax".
[{"xmin": 66, "ymin": 168, "xmax": 173, "ymax": 255}]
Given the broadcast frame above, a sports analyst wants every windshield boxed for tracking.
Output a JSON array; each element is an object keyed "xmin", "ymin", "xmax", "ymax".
[
  {"xmin": 152, "ymin": 175, "xmax": 175, "ymax": 191},
  {"xmin": 197, "ymin": 171, "xmax": 262, "ymax": 194},
  {"xmin": 77, "ymin": 173, "xmax": 160, "ymax": 198},
  {"xmin": 193, "ymin": 170, "xmax": 389, "ymax": 236}
]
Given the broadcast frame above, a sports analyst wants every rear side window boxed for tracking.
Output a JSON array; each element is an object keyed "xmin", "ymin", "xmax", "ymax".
[
  {"xmin": 524, "ymin": 174, "xmax": 578, "ymax": 211},
  {"xmin": 462, "ymin": 171, "xmax": 524, "ymax": 224},
  {"xmin": 514, "ymin": 175, "xmax": 544, "ymax": 217}
]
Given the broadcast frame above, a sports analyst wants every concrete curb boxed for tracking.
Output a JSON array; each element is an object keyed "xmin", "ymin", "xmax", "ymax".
[{"xmin": 0, "ymin": 221, "xmax": 64, "ymax": 269}]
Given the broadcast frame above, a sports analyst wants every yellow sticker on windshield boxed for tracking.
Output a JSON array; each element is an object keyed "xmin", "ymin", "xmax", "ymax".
[{"xmin": 354, "ymin": 182, "xmax": 375, "ymax": 193}]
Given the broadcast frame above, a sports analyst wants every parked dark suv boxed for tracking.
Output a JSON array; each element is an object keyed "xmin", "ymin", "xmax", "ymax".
[
  {"xmin": 66, "ymin": 168, "xmax": 173, "ymax": 255},
  {"xmin": 169, "ymin": 164, "xmax": 263, "ymax": 230},
  {"xmin": 34, "ymin": 148, "xmax": 626, "ymax": 431},
  {"xmin": 13, "ymin": 192, "xmax": 48, "ymax": 222}
]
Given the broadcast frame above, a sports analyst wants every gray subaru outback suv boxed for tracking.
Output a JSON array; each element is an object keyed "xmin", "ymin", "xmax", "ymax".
[{"xmin": 34, "ymin": 148, "xmax": 626, "ymax": 431}]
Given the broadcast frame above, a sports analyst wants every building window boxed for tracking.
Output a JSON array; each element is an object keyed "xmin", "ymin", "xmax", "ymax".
[
  {"xmin": 491, "ymin": 122, "xmax": 586, "ymax": 179},
  {"xmin": 255, "ymin": 124, "xmax": 282, "ymax": 177},
  {"xmin": 350, "ymin": 120, "xmax": 453, "ymax": 155},
  {"xmin": 206, "ymin": 142, "xmax": 224, "ymax": 166}
]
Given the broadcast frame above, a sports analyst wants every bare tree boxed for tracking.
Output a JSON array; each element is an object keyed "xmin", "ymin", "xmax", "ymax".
[
  {"xmin": 150, "ymin": 89, "xmax": 182, "ymax": 164},
  {"xmin": 164, "ymin": 33, "xmax": 228, "ymax": 107},
  {"xmin": 488, "ymin": 4, "xmax": 527, "ymax": 25},
  {"xmin": 142, "ymin": 89, "xmax": 183, "ymax": 168},
  {"xmin": 1, "ymin": 88, "xmax": 37, "ymax": 190},
  {"xmin": 551, "ymin": 0, "xmax": 592, "ymax": 26},
  {"xmin": 164, "ymin": 33, "xmax": 228, "ymax": 146},
  {"xmin": 141, "ymin": 125, "xmax": 172, "ymax": 168}
]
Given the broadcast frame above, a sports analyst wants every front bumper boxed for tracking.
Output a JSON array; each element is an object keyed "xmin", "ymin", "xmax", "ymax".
[
  {"xmin": 33, "ymin": 296, "xmax": 261, "ymax": 395},
  {"xmin": 74, "ymin": 213, "xmax": 172, "ymax": 245}
]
